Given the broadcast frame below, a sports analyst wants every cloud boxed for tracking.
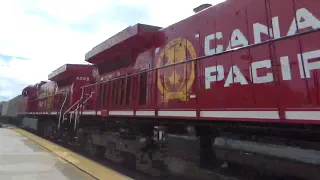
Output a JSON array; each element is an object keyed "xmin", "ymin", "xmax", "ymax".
[
  {"xmin": 0, "ymin": 55, "xmax": 29, "ymax": 62},
  {"xmin": 0, "ymin": 0, "xmax": 224, "ymax": 101}
]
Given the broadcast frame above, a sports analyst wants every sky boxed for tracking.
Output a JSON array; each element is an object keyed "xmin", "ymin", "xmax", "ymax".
[{"xmin": 0, "ymin": 0, "xmax": 224, "ymax": 102}]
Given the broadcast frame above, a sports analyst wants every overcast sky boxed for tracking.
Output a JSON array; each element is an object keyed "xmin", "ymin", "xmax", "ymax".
[{"xmin": 0, "ymin": 0, "xmax": 224, "ymax": 102}]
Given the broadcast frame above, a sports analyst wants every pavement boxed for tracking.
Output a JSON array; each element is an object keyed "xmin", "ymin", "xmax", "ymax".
[
  {"xmin": 0, "ymin": 126, "xmax": 132, "ymax": 180},
  {"xmin": 0, "ymin": 127, "xmax": 95, "ymax": 180}
]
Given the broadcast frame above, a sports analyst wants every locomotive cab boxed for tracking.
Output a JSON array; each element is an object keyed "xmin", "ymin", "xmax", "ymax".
[{"xmin": 48, "ymin": 64, "xmax": 97, "ymax": 114}]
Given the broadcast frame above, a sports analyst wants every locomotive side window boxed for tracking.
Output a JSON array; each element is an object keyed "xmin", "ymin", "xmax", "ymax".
[
  {"xmin": 102, "ymin": 83, "xmax": 109, "ymax": 109},
  {"xmin": 112, "ymin": 81, "xmax": 118, "ymax": 107},
  {"xmin": 108, "ymin": 81, "xmax": 113, "ymax": 108},
  {"xmin": 139, "ymin": 71, "xmax": 148, "ymax": 105},
  {"xmin": 98, "ymin": 84, "xmax": 104, "ymax": 109},
  {"xmin": 126, "ymin": 76, "xmax": 132, "ymax": 105},
  {"xmin": 132, "ymin": 76, "xmax": 138, "ymax": 101},
  {"xmin": 120, "ymin": 78, "xmax": 125, "ymax": 106},
  {"xmin": 111, "ymin": 81, "xmax": 115, "ymax": 106},
  {"xmin": 116, "ymin": 80, "xmax": 120, "ymax": 106}
]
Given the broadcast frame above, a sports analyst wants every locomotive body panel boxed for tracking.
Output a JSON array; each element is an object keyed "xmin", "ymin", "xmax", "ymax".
[
  {"xmin": 158, "ymin": 0, "xmax": 319, "ymax": 119},
  {"xmin": 20, "ymin": 0, "xmax": 320, "ymax": 123},
  {"xmin": 88, "ymin": 0, "xmax": 320, "ymax": 123},
  {"xmin": 22, "ymin": 64, "xmax": 98, "ymax": 114}
]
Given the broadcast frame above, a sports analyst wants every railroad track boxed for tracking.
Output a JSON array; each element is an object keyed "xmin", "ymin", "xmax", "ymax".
[
  {"xmin": 46, "ymin": 139, "xmax": 309, "ymax": 180},
  {"xmin": 16, "ymin": 127, "xmax": 235, "ymax": 180}
]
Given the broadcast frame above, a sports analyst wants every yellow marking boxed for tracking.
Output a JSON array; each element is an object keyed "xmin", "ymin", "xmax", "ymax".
[
  {"xmin": 56, "ymin": 156, "xmax": 68, "ymax": 164},
  {"xmin": 12, "ymin": 128, "xmax": 132, "ymax": 180},
  {"xmin": 157, "ymin": 38, "xmax": 196, "ymax": 102}
]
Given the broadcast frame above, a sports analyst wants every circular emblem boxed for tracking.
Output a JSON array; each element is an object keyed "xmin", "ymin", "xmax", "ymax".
[{"xmin": 157, "ymin": 38, "xmax": 196, "ymax": 102}]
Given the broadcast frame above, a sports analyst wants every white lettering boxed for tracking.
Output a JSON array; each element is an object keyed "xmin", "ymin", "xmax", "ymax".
[
  {"xmin": 288, "ymin": 8, "xmax": 320, "ymax": 36},
  {"xmin": 253, "ymin": 23, "xmax": 269, "ymax": 44},
  {"xmin": 272, "ymin": 17, "xmax": 281, "ymax": 40},
  {"xmin": 205, "ymin": 49, "xmax": 320, "ymax": 89},
  {"xmin": 204, "ymin": 32, "xmax": 223, "ymax": 56},
  {"xmin": 205, "ymin": 65, "xmax": 224, "ymax": 89},
  {"xmin": 253, "ymin": 17, "xmax": 281, "ymax": 44},
  {"xmin": 224, "ymin": 66, "xmax": 248, "ymax": 87},
  {"xmin": 280, "ymin": 56, "xmax": 292, "ymax": 81},
  {"xmin": 298, "ymin": 50, "xmax": 320, "ymax": 79},
  {"xmin": 204, "ymin": 50, "xmax": 320, "ymax": 89},
  {"xmin": 226, "ymin": 29, "xmax": 249, "ymax": 50},
  {"xmin": 204, "ymin": 8, "xmax": 318, "ymax": 55},
  {"xmin": 250, "ymin": 60, "xmax": 274, "ymax": 84}
]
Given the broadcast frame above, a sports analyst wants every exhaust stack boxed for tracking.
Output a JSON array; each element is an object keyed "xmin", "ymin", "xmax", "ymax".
[{"xmin": 193, "ymin": 4, "xmax": 212, "ymax": 13}]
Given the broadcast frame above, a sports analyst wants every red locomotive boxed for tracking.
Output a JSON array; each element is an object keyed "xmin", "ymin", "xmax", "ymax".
[{"xmin": 19, "ymin": 0, "xmax": 320, "ymax": 179}]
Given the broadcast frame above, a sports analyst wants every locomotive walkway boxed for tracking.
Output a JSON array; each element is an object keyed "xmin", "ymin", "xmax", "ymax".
[{"xmin": 0, "ymin": 126, "xmax": 132, "ymax": 180}]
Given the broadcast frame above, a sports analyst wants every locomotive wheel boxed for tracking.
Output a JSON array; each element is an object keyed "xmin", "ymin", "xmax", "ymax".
[{"xmin": 84, "ymin": 136, "xmax": 97, "ymax": 156}]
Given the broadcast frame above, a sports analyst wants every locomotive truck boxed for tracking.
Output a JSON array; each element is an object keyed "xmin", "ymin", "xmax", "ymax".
[{"xmin": 18, "ymin": 0, "xmax": 320, "ymax": 179}]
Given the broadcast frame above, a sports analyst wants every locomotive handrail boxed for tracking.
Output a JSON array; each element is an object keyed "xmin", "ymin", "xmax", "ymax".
[
  {"xmin": 80, "ymin": 92, "xmax": 94, "ymax": 109},
  {"xmin": 58, "ymin": 91, "xmax": 69, "ymax": 129},
  {"xmin": 63, "ymin": 96, "xmax": 82, "ymax": 117},
  {"xmin": 71, "ymin": 89, "xmax": 85, "ymax": 124},
  {"xmin": 63, "ymin": 92, "xmax": 93, "ymax": 118},
  {"xmin": 74, "ymin": 92, "xmax": 94, "ymax": 130},
  {"xmin": 81, "ymin": 28, "xmax": 320, "ymax": 88},
  {"xmin": 74, "ymin": 92, "xmax": 94, "ymax": 114}
]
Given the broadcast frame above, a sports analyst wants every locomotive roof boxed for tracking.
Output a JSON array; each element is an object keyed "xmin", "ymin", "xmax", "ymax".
[
  {"xmin": 84, "ymin": 1, "xmax": 229, "ymax": 66},
  {"xmin": 85, "ymin": 23, "xmax": 162, "ymax": 64},
  {"xmin": 48, "ymin": 64, "xmax": 94, "ymax": 82}
]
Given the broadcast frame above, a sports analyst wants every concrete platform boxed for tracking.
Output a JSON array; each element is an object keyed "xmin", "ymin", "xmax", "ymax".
[
  {"xmin": 0, "ymin": 127, "xmax": 132, "ymax": 180},
  {"xmin": 0, "ymin": 128, "xmax": 94, "ymax": 180}
]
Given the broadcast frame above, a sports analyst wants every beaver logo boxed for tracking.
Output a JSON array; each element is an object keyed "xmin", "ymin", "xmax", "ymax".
[{"xmin": 157, "ymin": 38, "xmax": 196, "ymax": 102}]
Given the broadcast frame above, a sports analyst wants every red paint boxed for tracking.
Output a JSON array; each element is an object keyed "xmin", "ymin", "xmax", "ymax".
[
  {"xmin": 24, "ymin": 64, "xmax": 97, "ymax": 113},
  {"xmin": 85, "ymin": 24, "xmax": 162, "ymax": 65},
  {"xmin": 24, "ymin": 0, "xmax": 320, "ymax": 124},
  {"xmin": 87, "ymin": 0, "xmax": 320, "ymax": 123}
]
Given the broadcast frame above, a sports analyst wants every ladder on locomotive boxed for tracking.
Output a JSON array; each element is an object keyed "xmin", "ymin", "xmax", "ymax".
[
  {"xmin": 58, "ymin": 90, "xmax": 94, "ymax": 131},
  {"xmin": 58, "ymin": 91, "xmax": 69, "ymax": 129}
]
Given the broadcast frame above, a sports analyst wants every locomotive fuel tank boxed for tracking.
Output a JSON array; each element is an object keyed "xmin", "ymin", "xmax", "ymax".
[{"xmin": 213, "ymin": 136, "xmax": 320, "ymax": 179}]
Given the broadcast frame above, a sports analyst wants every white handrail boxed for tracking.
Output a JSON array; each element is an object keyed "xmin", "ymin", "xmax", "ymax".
[
  {"xmin": 58, "ymin": 92, "xmax": 69, "ymax": 129},
  {"xmin": 74, "ymin": 92, "xmax": 94, "ymax": 130},
  {"xmin": 63, "ymin": 98, "xmax": 82, "ymax": 119},
  {"xmin": 71, "ymin": 90, "xmax": 84, "ymax": 122},
  {"xmin": 69, "ymin": 90, "xmax": 84, "ymax": 124},
  {"xmin": 63, "ymin": 89, "xmax": 88, "ymax": 119}
]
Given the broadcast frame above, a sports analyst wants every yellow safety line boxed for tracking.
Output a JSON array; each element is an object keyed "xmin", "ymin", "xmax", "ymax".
[{"xmin": 12, "ymin": 128, "xmax": 133, "ymax": 180}]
